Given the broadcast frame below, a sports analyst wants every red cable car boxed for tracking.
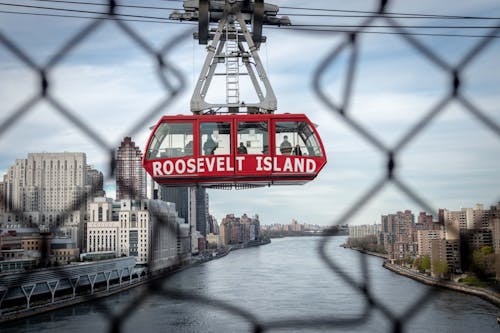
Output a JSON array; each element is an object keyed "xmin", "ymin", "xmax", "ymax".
[
  {"xmin": 143, "ymin": 1, "xmax": 327, "ymax": 189},
  {"xmin": 142, "ymin": 113, "xmax": 327, "ymax": 188}
]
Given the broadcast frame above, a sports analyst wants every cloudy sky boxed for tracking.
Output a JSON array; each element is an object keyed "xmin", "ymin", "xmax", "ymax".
[{"xmin": 1, "ymin": 0, "xmax": 499, "ymax": 226}]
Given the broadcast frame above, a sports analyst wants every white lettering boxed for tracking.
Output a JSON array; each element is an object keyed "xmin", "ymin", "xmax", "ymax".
[
  {"xmin": 187, "ymin": 159, "xmax": 196, "ymax": 173},
  {"xmin": 283, "ymin": 158, "xmax": 293, "ymax": 172},
  {"xmin": 273, "ymin": 157, "xmax": 282, "ymax": 171},
  {"xmin": 151, "ymin": 156, "xmax": 316, "ymax": 176},
  {"xmin": 197, "ymin": 158, "xmax": 205, "ymax": 173},
  {"xmin": 235, "ymin": 156, "xmax": 244, "ymax": 171},
  {"xmin": 175, "ymin": 159, "xmax": 186, "ymax": 174},
  {"xmin": 152, "ymin": 161, "xmax": 163, "ymax": 176},
  {"xmin": 263, "ymin": 156, "xmax": 272, "ymax": 171},
  {"xmin": 216, "ymin": 156, "xmax": 224, "ymax": 171},
  {"xmin": 294, "ymin": 158, "xmax": 305, "ymax": 173},
  {"xmin": 163, "ymin": 160, "xmax": 174, "ymax": 175},
  {"xmin": 205, "ymin": 157, "xmax": 216, "ymax": 172},
  {"xmin": 255, "ymin": 156, "xmax": 263, "ymax": 171},
  {"xmin": 306, "ymin": 159, "xmax": 316, "ymax": 173}
]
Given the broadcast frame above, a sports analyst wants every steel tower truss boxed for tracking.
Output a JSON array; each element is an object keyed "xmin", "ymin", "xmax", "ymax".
[{"xmin": 170, "ymin": 0, "xmax": 290, "ymax": 114}]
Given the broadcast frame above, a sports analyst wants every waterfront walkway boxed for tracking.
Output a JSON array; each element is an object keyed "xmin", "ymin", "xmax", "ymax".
[
  {"xmin": 344, "ymin": 245, "xmax": 500, "ymax": 308},
  {"xmin": 384, "ymin": 262, "xmax": 500, "ymax": 307}
]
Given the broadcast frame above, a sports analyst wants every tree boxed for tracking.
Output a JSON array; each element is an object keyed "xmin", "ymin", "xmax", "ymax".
[
  {"xmin": 413, "ymin": 257, "xmax": 422, "ymax": 271},
  {"xmin": 419, "ymin": 255, "xmax": 431, "ymax": 273},
  {"xmin": 471, "ymin": 246, "xmax": 495, "ymax": 279},
  {"xmin": 432, "ymin": 260, "xmax": 449, "ymax": 278}
]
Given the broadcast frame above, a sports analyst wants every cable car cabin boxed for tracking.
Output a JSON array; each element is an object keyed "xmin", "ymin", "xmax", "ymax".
[{"xmin": 143, "ymin": 114, "xmax": 327, "ymax": 188}]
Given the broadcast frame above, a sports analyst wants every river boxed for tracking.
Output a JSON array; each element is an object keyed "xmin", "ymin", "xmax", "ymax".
[{"xmin": 2, "ymin": 236, "xmax": 498, "ymax": 332}]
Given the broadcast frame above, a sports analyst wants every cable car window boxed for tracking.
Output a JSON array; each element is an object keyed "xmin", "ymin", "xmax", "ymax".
[
  {"xmin": 200, "ymin": 122, "xmax": 231, "ymax": 155},
  {"xmin": 237, "ymin": 122, "xmax": 269, "ymax": 155},
  {"xmin": 275, "ymin": 121, "xmax": 323, "ymax": 157},
  {"xmin": 146, "ymin": 122, "xmax": 193, "ymax": 160}
]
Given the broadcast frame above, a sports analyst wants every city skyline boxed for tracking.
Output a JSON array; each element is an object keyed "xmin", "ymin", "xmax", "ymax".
[{"xmin": 0, "ymin": 0, "xmax": 499, "ymax": 226}]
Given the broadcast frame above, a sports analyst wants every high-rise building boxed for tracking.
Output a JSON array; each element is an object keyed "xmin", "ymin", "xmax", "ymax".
[
  {"xmin": 86, "ymin": 165, "xmax": 105, "ymax": 198},
  {"xmin": 160, "ymin": 186, "xmax": 190, "ymax": 226},
  {"xmin": 116, "ymin": 137, "xmax": 147, "ymax": 201},
  {"xmin": 159, "ymin": 187, "xmax": 208, "ymax": 235},
  {"xmin": 417, "ymin": 229, "xmax": 445, "ymax": 257},
  {"xmin": 0, "ymin": 175, "xmax": 6, "ymax": 215},
  {"xmin": 2, "ymin": 153, "xmax": 96, "ymax": 247},
  {"xmin": 196, "ymin": 188, "xmax": 208, "ymax": 237}
]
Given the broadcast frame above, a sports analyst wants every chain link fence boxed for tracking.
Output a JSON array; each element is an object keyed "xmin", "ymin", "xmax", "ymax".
[{"xmin": 1, "ymin": 0, "xmax": 499, "ymax": 332}]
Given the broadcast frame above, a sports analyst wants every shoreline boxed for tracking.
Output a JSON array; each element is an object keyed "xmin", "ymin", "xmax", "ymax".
[
  {"xmin": 0, "ymin": 239, "xmax": 271, "ymax": 324},
  {"xmin": 383, "ymin": 262, "xmax": 500, "ymax": 308},
  {"xmin": 344, "ymin": 246, "xmax": 500, "ymax": 308}
]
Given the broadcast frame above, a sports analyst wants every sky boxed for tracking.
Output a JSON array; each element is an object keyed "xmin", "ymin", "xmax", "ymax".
[{"xmin": 0, "ymin": 0, "xmax": 499, "ymax": 226}]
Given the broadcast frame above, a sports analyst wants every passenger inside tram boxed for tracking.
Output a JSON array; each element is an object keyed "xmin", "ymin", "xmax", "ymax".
[
  {"xmin": 185, "ymin": 140, "xmax": 193, "ymax": 155},
  {"xmin": 280, "ymin": 135, "xmax": 292, "ymax": 155},
  {"xmin": 293, "ymin": 144, "xmax": 302, "ymax": 156},
  {"xmin": 237, "ymin": 142, "xmax": 248, "ymax": 154},
  {"xmin": 203, "ymin": 135, "xmax": 218, "ymax": 155}
]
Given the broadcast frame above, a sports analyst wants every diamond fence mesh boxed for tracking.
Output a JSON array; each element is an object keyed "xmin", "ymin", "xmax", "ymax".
[{"xmin": 0, "ymin": 0, "xmax": 499, "ymax": 332}]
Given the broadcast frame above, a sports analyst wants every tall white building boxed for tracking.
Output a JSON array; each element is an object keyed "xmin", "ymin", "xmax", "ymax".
[
  {"xmin": 2, "ymin": 152, "xmax": 100, "ymax": 247},
  {"xmin": 86, "ymin": 198, "xmax": 183, "ymax": 270}
]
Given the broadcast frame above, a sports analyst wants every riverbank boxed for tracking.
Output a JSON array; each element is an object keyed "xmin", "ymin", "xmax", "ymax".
[
  {"xmin": 0, "ymin": 239, "xmax": 271, "ymax": 324},
  {"xmin": 344, "ymin": 246, "xmax": 388, "ymax": 259},
  {"xmin": 384, "ymin": 262, "xmax": 500, "ymax": 308},
  {"xmin": 344, "ymin": 246, "xmax": 500, "ymax": 308}
]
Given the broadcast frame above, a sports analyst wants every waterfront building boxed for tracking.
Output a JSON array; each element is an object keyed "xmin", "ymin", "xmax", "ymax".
[
  {"xmin": 417, "ymin": 229, "xmax": 445, "ymax": 257},
  {"xmin": 0, "ymin": 228, "xmax": 79, "ymax": 267},
  {"xmin": 348, "ymin": 224, "xmax": 381, "ymax": 239},
  {"xmin": 207, "ymin": 214, "xmax": 218, "ymax": 235},
  {"xmin": 86, "ymin": 165, "xmax": 105, "ymax": 198},
  {"xmin": 0, "ymin": 176, "xmax": 6, "ymax": 215},
  {"xmin": 488, "ymin": 206, "xmax": 500, "ymax": 279},
  {"xmin": 219, "ymin": 213, "xmax": 260, "ymax": 246},
  {"xmin": 86, "ymin": 198, "xmax": 120, "ymax": 255},
  {"xmin": 219, "ymin": 217, "xmax": 232, "ymax": 247},
  {"xmin": 86, "ymin": 198, "xmax": 183, "ymax": 270},
  {"xmin": 206, "ymin": 233, "xmax": 221, "ymax": 249},
  {"xmin": 444, "ymin": 213, "xmax": 460, "ymax": 240},
  {"xmin": 430, "ymin": 239, "xmax": 448, "ymax": 277},
  {"xmin": 50, "ymin": 237, "xmax": 80, "ymax": 265},
  {"xmin": 195, "ymin": 187, "xmax": 208, "ymax": 237},
  {"xmin": 380, "ymin": 210, "xmax": 416, "ymax": 261},
  {"xmin": 442, "ymin": 204, "xmax": 492, "ymax": 232},
  {"xmin": 177, "ymin": 222, "xmax": 191, "ymax": 261},
  {"xmin": 116, "ymin": 137, "xmax": 147, "ymax": 201},
  {"xmin": 1, "ymin": 152, "xmax": 102, "ymax": 248},
  {"xmin": 160, "ymin": 186, "xmax": 190, "ymax": 225},
  {"xmin": 445, "ymin": 239, "xmax": 461, "ymax": 273},
  {"xmin": 417, "ymin": 212, "xmax": 433, "ymax": 225}
]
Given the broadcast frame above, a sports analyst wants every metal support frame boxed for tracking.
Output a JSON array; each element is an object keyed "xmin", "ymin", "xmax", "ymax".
[
  {"xmin": 21, "ymin": 284, "xmax": 36, "ymax": 310},
  {"xmin": 87, "ymin": 274, "xmax": 97, "ymax": 295},
  {"xmin": 190, "ymin": 9, "xmax": 277, "ymax": 114},
  {"xmin": 69, "ymin": 276, "xmax": 80, "ymax": 299},
  {"xmin": 46, "ymin": 280, "xmax": 60, "ymax": 304},
  {"xmin": 104, "ymin": 271, "xmax": 112, "ymax": 291},
  {"xmin": 0, "ymin": 287, "xmax": 8, "ymax": 313}
]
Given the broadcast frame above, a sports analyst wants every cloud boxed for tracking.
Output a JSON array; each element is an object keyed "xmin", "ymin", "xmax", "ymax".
[{"xmin": 1, "ymin": 0, "xmax": 500, "ymax": 227}]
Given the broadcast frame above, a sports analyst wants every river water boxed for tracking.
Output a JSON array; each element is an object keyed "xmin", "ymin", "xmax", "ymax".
[{"xmin": 2, "ymin": 236, "xmax": 499, "ymax": 332}]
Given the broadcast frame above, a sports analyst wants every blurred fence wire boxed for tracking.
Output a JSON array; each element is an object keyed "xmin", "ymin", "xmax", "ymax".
[{"xmin": 1, "ymin": 0, "xmax": 499, "ymax": 332}]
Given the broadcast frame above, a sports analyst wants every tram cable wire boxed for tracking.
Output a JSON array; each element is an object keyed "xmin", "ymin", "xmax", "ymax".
[
  {"xmin": 1, "ymin": 2, "xmax": 500, "ymax": 39},
  {"xmin": 28, "ymin": 0, "xmax": 181, "ymax": 11},
  {"xmin": 6, "ymin": 0, "xmax": 500, "ymax": 21}
]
